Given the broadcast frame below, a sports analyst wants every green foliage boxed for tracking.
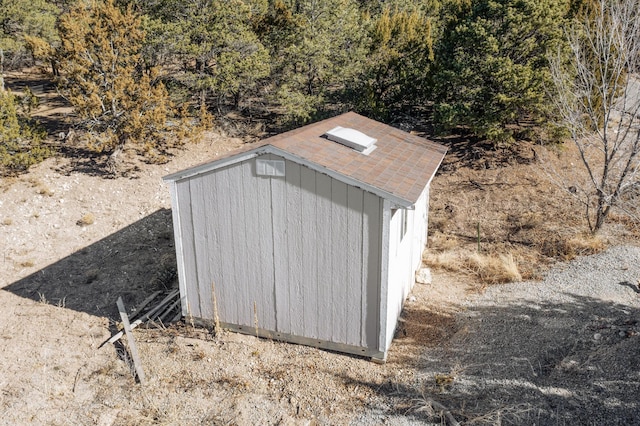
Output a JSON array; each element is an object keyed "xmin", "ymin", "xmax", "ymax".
[
  {"xmin": 274, "ymin": 84, "xmax": 322, "ymax": 124},
  {"xmin": 0, "ymin": 0, "xmax": 589, "ymax": 151},
  {"xmin": 140, "ymin": 0, "xmax": 270, "ymax": 109},
  {"xmin": 359, "ymin": 0, "xmax": 443, "ymax": 15},
  {"xmin": 0, "ymin": 0, "xmax": 60, "ymax": 67},
  {"xmin": 56, "ymin": 0, "xmax": 193, "ymax": 160},
  {"xmin": 352, "ymin": 6, "xmax": 436, "ymax": 120},
  {"xmin": 0, "ymin": 89, "xmax": 51, "ymax": 174},
  {"xmin": 430, "ymin": 0, "xmax": 570, "ymax": 144},
  {"xmin": 257, "ymin": 0, "xmax": 367, "ymax": 125}
]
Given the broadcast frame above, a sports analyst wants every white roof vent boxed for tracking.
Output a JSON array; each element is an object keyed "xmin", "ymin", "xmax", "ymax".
[{"xmin": 325, "ymin": 126, "xmax": 377, "ymax": 155}]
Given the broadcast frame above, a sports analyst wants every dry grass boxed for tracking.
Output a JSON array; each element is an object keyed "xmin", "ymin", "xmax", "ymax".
[
  {"xmin": 0, "ymin": 176, "xmax": 17, "ymax": 192},
  {"xmin": 423, "ymin": 251, "xmax": 464, "ymax": 273},
  {"xmin": 18, "ymin": 260, "xmax": 35, "ymax": 268},
  {"xmin": 608, "ymin": 212, "xmax": 640, "ymax": 238},
  {"xmin": 426, "ymin": 225, "xmax": 601, "ymax": 285},
  {"xmin": 428, "ymin": 232, "xmax": 460, "ymax": 251},
  {"xmin": 27, "ymin": 177, "xmax": 54, "ymax": 196},
  {"xmin": 36, "ymin": 186, "xmax": 54, "ymax": 197},
  {"xmin": 465, "ymin": 252, "xmax": 522, "ymax": 284},
  {"xmin": 424, "ymin": 250, "xmax": 522, "ymax": 285},
  {"xmin": 76, "ymin": 212, "xmax": 95, "ymax": 226},
  {"xmin": 537, "ymin": 233, "xmax": 606, "ymax": 261},
  {"xmin": 568, "ymin": 233, "xmax": 606, "ymax": 255},
  {"xmin": 423, "ymin": 140, "xmax": 630, "ymax": 286}
]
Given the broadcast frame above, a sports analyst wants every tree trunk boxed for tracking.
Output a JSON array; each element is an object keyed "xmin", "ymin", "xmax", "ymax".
[
  {"xmin": 591, "ymin": 191, "xmax": 610, "ymax": 234},
  {"xmin": 0, "ymin": 48, "xmax": 5, "ymax": 92},
  {"xmin": 51, "ymin": 58, "xmax": 59, "ymax": 77},
  {"xmin": 233, "ymin": 90, "xmax": 241, "ymax": 109},
  {"xmin": 107, "ymin": 146, "xmax": 123, "ymax": 175}
]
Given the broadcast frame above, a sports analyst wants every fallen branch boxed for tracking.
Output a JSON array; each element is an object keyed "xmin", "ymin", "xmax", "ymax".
[
  {"xmin": 429, "ymin": 399, "xmax": 460, "ymax": 426},
  {"xmin": 129, "ymin": 290, "xmax": 162, "ymax": 321},
  {"xmin": 414, "ymin": 397, "xmax": 461, "ymax": 426},
  {"xmin": 158, "ymin": 299, "xmax": 181, "ymax": 323}
]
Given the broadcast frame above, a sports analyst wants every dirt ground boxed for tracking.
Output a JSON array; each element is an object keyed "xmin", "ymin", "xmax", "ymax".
[
  {"xmin": 1, "ymin": 136, "xmax": 638, "ymax": 425},
  {"xmin": 1, "ymin": 72, "xmax": 639, "ymax": 424},
  {"xmin": 0, "ymin": 134, "xmax": 450, "ymax": 425}
]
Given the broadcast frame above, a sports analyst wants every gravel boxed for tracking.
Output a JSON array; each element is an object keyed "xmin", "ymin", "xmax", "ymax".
[
  {"xmin": 361, "ymin": 245, "xmax": 640, "ymax": 425},
  {"xmin": 474, "ymin": 245, "xmax": 640, "ymax": 307}
]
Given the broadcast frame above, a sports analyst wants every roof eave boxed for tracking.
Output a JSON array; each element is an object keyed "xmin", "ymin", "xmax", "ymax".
[{"xmin": 162, "ymin": 145, "xmax": 268, "ymax": 182}]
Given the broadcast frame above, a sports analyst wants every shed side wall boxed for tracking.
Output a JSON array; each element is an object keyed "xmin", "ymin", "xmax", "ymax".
[
  {"xmin": 168, "ymin": 182, "xmax": 189, "ymax": 317},
  {"xmin": 384, "ymin": 185, "xmax": 431, "ymax": 351},
  {"xmin": 172, "ymin": 155, "xmax": 384, "ymax": 352}
]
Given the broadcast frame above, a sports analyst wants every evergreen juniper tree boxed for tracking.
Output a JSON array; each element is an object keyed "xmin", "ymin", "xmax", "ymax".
[{"xmin": 56, "ymin": 0, "xmax": 193, "ymax": 164}]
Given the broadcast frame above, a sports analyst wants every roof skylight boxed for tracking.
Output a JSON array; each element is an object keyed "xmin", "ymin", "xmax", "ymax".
[{"xmin": 325, "ymin": 126, "xmax": 377, "ymax": 155}]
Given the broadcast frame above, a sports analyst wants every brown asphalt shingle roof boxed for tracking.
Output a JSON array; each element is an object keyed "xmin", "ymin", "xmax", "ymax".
[{"xmin": 165, "ymin": 112, "xmax": 448, "ymax": 205}]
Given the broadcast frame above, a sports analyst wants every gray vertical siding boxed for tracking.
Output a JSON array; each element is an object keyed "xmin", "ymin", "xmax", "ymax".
[
  {"xmin": 346, "ymin": 186, "xmax": 363, "ymax": 346},
  {"xmin": 271, "ymin": 158, "xmax": 289, "ymax": 333},
  {"xmin": 255, "ymin": 159, "xmax": 276, "ymax": 331},
  {"xmin": 378, "ymin": 199, "xmax": 392, "ymax": 353},
  {"xmin": 285, "ymin": 161, "xmax": 303, "ymax": 336},
  {"xmin": 168, "ymin": 182, "xmax": 189, "ymax": 317},
  {"xmin": 175, "ymin": 179, "xmax": 200, "ymax": 319},
  {"xmin": 210, "ymin": 169, "xmax": 234, "ymax": 323},
  {"xmin": 300, "ymin": 166, "xmax": 318, "ymax": 339},
  {"xmin": 174, "ymin": 154, "xmax": 384, "ymax": 352},
  {"xmin": 315, "ymin": 172, "xmax": 333, "ymax": 341},
  {"xmin": 330, "ymin": 179, "xmax": 348, "ymax": 343},
  {"xmin": 361, "ymin": 192, "xmax": 381, "ymax": 348},
  {"xmin": 190, "ymin": 176, "xmax": 212, "ymax": 320}
]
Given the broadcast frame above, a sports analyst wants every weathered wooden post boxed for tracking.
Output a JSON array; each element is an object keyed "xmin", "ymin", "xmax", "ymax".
[{"xmin": 116, "ymin": 297, "xmax": 145, "ymax": 385}]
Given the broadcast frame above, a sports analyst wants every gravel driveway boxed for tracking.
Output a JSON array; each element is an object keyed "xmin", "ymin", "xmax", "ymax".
[{"xmin": 358, "ymin": 245, "xmax": 640, "ymax": 425}]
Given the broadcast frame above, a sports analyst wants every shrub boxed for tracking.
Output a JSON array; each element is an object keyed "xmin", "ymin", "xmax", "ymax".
[{"xmin": 0, "ymin": 89, "xmax": 52, "ymax": 175}]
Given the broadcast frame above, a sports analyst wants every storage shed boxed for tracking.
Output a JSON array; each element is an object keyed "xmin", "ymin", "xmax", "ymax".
[{"xmin": 163, "ymin": 112, "xmax": 447, "ymax": 361}]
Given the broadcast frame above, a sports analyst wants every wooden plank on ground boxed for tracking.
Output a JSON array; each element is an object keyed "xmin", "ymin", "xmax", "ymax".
[
  {"xmin": 130, "ymin": 290, "xmax": 162, "ymax": 321},
  {"xmin": 103, "ymin": 289, "xmax": 179, "ymax": 346},
  {"xmin": 117, "ymin": 297, "xmax": 145, "ymax": 385},
  {"xmin": 158, "ymin": 299, "xmax": 182, "ymax": 323}
]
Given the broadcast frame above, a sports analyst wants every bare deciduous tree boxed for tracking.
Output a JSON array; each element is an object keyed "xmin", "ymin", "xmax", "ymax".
[{"xmin": 549, "ymin": 0, "xmax": 640, "ymax": 233}]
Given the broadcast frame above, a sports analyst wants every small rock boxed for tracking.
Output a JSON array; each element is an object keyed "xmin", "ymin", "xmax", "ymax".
[
  {"xmin": 593, "ymin": 333, "xmax": 602, "ymax": 340},
  {"xmin": 416, "ymin": 268, "xmax": 432, "ymax": 285},
  {"xmin": 619, "ymin": 331, "xmax": 627, "ymax": 337}
]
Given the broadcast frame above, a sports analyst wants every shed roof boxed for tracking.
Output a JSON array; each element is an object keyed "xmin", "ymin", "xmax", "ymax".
[{"xmin": 164, "ymin": 112, "xmax": 448, "ymax": 207}]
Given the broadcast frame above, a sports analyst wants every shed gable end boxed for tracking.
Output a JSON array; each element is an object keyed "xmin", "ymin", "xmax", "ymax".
[{"xmin": 173, "ymin": 153, "xmax": 384, "ymax": 354}]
